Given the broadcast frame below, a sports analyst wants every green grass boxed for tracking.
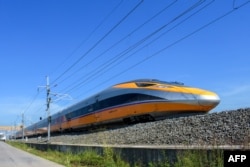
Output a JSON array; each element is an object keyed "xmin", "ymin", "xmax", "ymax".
[
  {"xmin": 173, "ymin": 149, "xmax": 223, "ymax": 167},
  {"xmin": 7, "ymin": 141, "xmax": 129, "ymax": 167},
  {"xmin": 7, "ymin": 141, "xmax": 224, "ymax": 167}
]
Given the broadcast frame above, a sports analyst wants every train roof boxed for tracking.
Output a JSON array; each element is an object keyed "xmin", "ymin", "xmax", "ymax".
[{"xmin": 117, "ymin": 79, "xmax": 184, "ymax": 86}]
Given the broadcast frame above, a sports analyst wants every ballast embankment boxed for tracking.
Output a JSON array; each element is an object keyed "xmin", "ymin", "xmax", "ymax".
[{"xmin": 28, "ymin": 108, "xmax": 250, "ymax": 146}]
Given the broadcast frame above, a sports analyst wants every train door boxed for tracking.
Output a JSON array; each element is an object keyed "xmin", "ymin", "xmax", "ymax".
[
  {"xmin": 94, "ymin": 95, "xmax": 100, "ymax": 122},
  {"xmin": 58, "ymin": 113, "xmax": 63, "ymax": 132}
]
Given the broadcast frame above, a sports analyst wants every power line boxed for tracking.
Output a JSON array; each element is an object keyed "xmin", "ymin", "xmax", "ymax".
[
  {"xmin": 49, "ymin": 0, "xmax": 123, "ymax": 79},
  {"xmin": 52, "ymin": 0, "xmax": 144, "ymax": 85},
  {"xmin": 76, "ymin": 0, "xmax": 250, "ymax": 97},
  {"xmin": 54, "ymin": 0, "xmax": 178, "ymax": 86},
  {"xmin": 60, "ymin": 0, "xmax": 207, "ymax": 93},
  {"xmin": 21, "ymin": 91, "xmax": 39, "ymax": 115}
]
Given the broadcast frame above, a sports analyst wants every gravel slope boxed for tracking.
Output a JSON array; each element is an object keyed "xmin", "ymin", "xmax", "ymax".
[{"xmin": 28, "ymin": 108, "xmax": 250, "ymax": 146}]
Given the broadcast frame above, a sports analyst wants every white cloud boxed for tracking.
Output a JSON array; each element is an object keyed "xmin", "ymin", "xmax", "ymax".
[
  {"xmin": 221, "ymin": 85, "xmax": 250, "ymax": 97},
  {"xmin": 212, "ymin": 84, "xmax": 250, "ymax": 112}
]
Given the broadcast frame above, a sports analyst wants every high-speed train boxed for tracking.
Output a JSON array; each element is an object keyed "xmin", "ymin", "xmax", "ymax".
[{"xmin": 16, "ymin": 79, "xmax": 220, "ymax": 138}]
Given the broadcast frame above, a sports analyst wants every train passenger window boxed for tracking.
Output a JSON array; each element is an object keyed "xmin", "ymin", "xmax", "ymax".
[
  {"xmin": 96, "ymin": 93, "xmax": 164, "ymax": 111},
  {"xmin": 63, "ymin": 93, "xmax": 165, "ymax": 117},
  {"xmin": 136, "ymin": 82, "xmax": 156, "ymax": 87}
]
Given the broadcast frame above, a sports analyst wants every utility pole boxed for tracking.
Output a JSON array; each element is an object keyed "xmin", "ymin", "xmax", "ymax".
[
  {"xmin": 14, "ymin": 122, "xmax": 16, "ymax": 140},
  {"xmin": 38, "ymin": 76, "xmax": 51, "ymax": 142},
  {"xmin": 46, "ymin": 76, "xmax": 51, "ymax": 142},
  {"xmin": 22, "ymin": 113, "xmax": 24, "ymax": 140},
  {"xmin": 38, "ymin": 76, "xmax": 71, "ymax": 142}
]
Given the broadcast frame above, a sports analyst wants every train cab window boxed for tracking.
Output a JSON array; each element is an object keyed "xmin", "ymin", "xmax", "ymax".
[{"xmin": 136, "ymin": 82, "xmax": 156, "ymax": 87}]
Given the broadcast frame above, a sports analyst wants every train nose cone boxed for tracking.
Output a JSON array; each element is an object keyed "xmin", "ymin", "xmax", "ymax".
[{"xmin": 198, "ymin": 94, "xmax": 220, "ymax": 107}]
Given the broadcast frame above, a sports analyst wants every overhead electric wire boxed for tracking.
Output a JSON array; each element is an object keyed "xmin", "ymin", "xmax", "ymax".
[
  {"xmin": 21, "ymin": 91, "xmax": 39, "ymax": 115},
  {"xmin": 106, "ymin": 0, "xmax": 216, "ymax": 73},
  {"xmin": 232, "ymin": 0, "xmax": 249, "ymax": 9},
  {"xmin": 49, "ymin": 0, "xmax": 123, "ymax": 80},
  {"xmin": 52, "ymin": 0, "xmax": 144, "ymax": 85},
  {"xmin": 61, "ymin": 0, "xmax": 206, "ymax": 94},
  {"xmin": 76, "ymin": 0, "xmax": 250, "ymax": 97},
  {"xmin": 56, "ymin": 0, "xmax": 178, "ymax": 86},
  {"xmin": 12, "ymin": 91, "xmax": 40, "ymax": 127}
]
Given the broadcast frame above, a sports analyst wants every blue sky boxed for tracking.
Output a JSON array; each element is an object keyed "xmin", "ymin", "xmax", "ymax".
[{"xmin": 0, "ymin": 0, "xmax": 250, "ymax": 126}]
